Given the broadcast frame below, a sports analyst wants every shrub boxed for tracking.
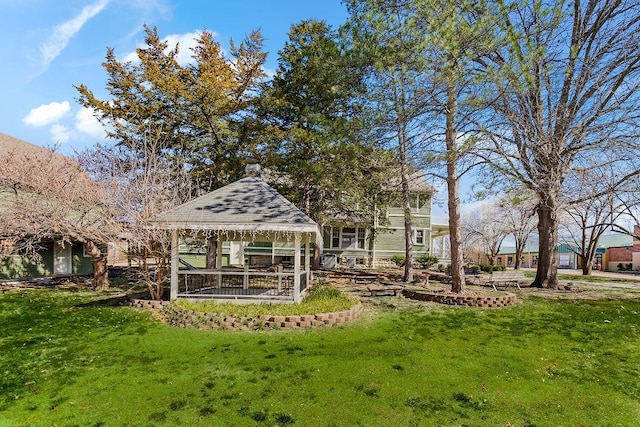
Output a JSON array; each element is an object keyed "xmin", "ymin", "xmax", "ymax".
[
  {"xmin": 391, "ymin": 255, "xmax": 406, "ymax": 267},
  {"xmin": 304, "ymin": 283, "xmax": 343, "ymax": 300},
  {"xmin": 479, "ymin": 264, "xmax": 506, "ymax": 273},
  {"xmin": 416, "ymin": 254, "xmax": 439, "ymax": 269}
]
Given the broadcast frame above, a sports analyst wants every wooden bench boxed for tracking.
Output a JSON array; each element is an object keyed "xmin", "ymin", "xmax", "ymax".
[
  {"xmin": 484, "ymin": 270, "xmax": 526, "ymax": 290},
  {"xmin": 464, "ymin": 267, "xmax": 482, "ymax": 285}
]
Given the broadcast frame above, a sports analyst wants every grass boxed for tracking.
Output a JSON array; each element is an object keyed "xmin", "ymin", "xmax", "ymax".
[
  {"xmin": 522, "ymin": 269, "xmax": 640, "ymax": 283},
  {"xmin": 177, "ymin": 283, "xmax": 357, "ymax": 317},
  {"xmin": 557, "ymin": 273, "xmax": 640, "ymax": 283},
  {"xmin": 1, "ymin": 287, "xmax": 640, "ymax": 426}
]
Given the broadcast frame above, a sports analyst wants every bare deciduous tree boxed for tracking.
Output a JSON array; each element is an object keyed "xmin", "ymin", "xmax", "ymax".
[
  {"xmin": 499, "ymin": 190, "xmax": 537, "ymax": 270},
  {"xmin": 1, "ymin": 135, "xmax": 119, "ymax": 289},
  {"xmin": 560, "ymin": 161, "xmax": 639, "ymax": 275},
  {"xmin": 477, "ymin": 0, "xmax": 640, "ymax": 288},
  {"xmin": 462, "ymin": 203, "xmax": 510, "ymax": 266},
  {"xmin": 78, "ymin": 130, "xmax": 192, "ymax": 300}
]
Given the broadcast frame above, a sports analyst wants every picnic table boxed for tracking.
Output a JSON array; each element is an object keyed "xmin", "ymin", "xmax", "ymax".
[{"xmin": 483, "ymin": 270, "xmax": 526, "ymax": 291}]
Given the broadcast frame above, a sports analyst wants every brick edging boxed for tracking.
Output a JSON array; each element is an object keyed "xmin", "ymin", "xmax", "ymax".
[
  {"xmin": 130, "ymin": 298, "xmax": 362, "ymax": 331},
  {"xmin": 130, "ymin": 299, "xmax": 170, "ymax": 310},
  {"xmin": 402, "ymin": 289, "xmax": 517, "ymax": 308}
]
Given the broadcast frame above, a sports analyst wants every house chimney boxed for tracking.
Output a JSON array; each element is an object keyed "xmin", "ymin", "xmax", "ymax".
[{"xmin": 245, "ymin": 164, "xmax": 261, "ymax": 177}]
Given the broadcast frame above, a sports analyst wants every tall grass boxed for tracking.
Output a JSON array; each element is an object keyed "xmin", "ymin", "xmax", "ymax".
[{"xmin": 1, "ymin": 288, "xmax": 639, "ymax": 426}]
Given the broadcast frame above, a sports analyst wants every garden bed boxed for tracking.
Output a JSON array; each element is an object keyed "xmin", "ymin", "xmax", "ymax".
[
  {"xmin": 402, "ymin": 288, "xmax": 518, "ymax": 308},
  {"xmin": 159, "ymin": 301, "xmax": 363, "ymax": 330},
  {"xmin": 130, "ymin": 284, "xmax": 363, "ymax": 330}
]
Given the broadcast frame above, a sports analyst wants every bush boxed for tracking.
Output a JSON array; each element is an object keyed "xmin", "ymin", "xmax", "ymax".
[
  {"xmin": 304, "ymin": 283, "xmax": 343, "ymax": 301},
  {"xmin": 479, "ymin": 264, "xmax": 506, "ymax": 273},
  {"xmin": 416, "ymin": 254, "xmax": 439, "ymax": 269},
  {"xmin": 391, "ymin": 255, "xmax": 406, "ymax": 267}
]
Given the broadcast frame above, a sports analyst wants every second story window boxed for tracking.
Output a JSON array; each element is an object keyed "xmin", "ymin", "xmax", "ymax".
[
  {"xmin": 330, "ymin": 227, "xmax": 366, "ymax": 249},
  {"xmin": 342, "ymin": 227, "xmax": 356, "ymax": 248}
]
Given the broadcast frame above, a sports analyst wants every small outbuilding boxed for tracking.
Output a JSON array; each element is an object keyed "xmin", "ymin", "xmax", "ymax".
[{"xmin": 150, "ymin": 165, "xmax": 321, "ymax": 303}]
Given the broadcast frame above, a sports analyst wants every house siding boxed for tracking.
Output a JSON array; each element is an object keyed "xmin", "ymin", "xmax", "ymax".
[
  {"xmin": 71, "ymin": 243, "xmax": 93, "ymax": 275},
  {"xmin": 321, "ymin": 200, "xmax": 434, "ymax": 266},
  {"xmin": 0, "ymin": 241, "xmax": 93, "ymax": 280},
  {"xmin": 0, "ymin": 245, "xmax": 54, "ymax": 279}
]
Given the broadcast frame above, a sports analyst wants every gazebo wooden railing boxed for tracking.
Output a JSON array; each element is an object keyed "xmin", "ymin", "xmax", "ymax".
[{"xmin": 177, "ymin": 267, "xmax": 309, "ymax": 301}]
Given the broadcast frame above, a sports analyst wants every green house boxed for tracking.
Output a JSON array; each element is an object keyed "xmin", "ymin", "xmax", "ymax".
[
  {"xmin": 321, "ymin": 171, "xmax": 449, "ymax": 268},
  {"xmin": 0, "ymin": 132, "xmax": 95, "ymax": 280},
  {"xmin": 0, "ymin": 240, "xmax": 93, "ymax": 280}
]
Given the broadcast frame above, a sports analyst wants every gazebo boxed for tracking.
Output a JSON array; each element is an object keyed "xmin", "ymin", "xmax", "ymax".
[{"xmin": 150, "ymin": 165, "xmax": 321, "ymax": 303}]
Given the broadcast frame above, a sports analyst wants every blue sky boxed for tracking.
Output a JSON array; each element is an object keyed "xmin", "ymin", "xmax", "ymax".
[{"xmin": 0, "ymin": 0, "xmax": 349, "ymax": 154}]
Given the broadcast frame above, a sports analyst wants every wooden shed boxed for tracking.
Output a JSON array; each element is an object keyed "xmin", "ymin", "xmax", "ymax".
[{"xmin": 150, "ymin": 166, "xmax": 321, "ymax": 303}]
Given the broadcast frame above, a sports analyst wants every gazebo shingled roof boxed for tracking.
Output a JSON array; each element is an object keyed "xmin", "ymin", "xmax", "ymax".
[{"xmin": 150, "ymin": 176, "xmax": 320, "ymax": 235}]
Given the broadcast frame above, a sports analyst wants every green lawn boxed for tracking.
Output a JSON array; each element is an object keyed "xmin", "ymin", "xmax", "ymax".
[{"xmin": 1, "ymin": 287, "xmax": 639, "ymax": 426}]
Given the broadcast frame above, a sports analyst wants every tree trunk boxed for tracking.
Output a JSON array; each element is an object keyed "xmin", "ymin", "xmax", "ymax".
[
  {"xmin": 86, "ymin": 240, "xmax": 109, "ymax": 290},
  {"xmin": 401, "ymin": 170, "xmax": 414, "ymax": 283},
  {"xmin": 532, "ymin": 196, "xmax": 559, "ymax": 289},
  {"xmin": 312, "ymin": 242, "xmax": 321, "ymax": 270},
  {"xmin": 514, "ymin": 240, "xmax": 522, "ymax": 270},
  {"xmin": 150, "ymin": 255, "xmax": 167, "ymax": 300},
  {"xmin": 581, "ymin": 251, "xmax": 595, "ymax": 276},
  {"xmin": 446, "ymin": 81, "xmax": 465, "ymax": 294},
  {"xmin": 311, "ymin": 220, "xmax": 322, "ymax": 270},
  {"xmin": 206, "ymin": 239, "xmax": 217, "ymax": 269}
]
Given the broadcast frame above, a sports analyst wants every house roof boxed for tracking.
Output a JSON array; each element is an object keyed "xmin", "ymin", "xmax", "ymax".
[
  {"xmin": 596, "ymin": 233, "xmax": 633, "ymax": 248},
  {"xmin": 0, "ymin": 132, "xmax": 94, "ymax": 190},
  {"xmin": 386, "ymin": 169, "xmax": 435, "ymax": 194},
  {"xmin": 262, "ymin": 167, "xmax": 435, "ymax": 195},
  {"xmin": 498, "ymin": 233, "xmax": 635, "ymax": 255},
  {"xmin": 0, "ymin": 132, "xmax": 70, "ymax": 167},
  {"xmin": 150, "ymin": 176, "xmax": 320, "ymax": 235}
]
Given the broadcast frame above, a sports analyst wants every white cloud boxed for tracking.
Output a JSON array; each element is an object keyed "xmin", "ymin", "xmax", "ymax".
[
  {"xmin": 263, "ymin": 67, "xmax": 276, "ymax": 79},
  {"xmin": 75, "ymin": 107, "xmax": 106, "ymax": 138},
  {"xmin": 40, "ymin": 0, "xmax": 110, "ymax": 67},
  {"xmin": 123, "ymin": 30, "xmax": 205, "ymax": 65},
  {"xmin": 50, "ymin": 124, "xmax": 72, "ymax": 143},
  {"xmin": 23, "ymin": 101, "xmax": 71, "ymax": 127}
]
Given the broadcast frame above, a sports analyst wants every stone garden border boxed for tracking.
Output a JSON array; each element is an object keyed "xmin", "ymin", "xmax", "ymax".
[
  {"xmin": 402, "ymin": 289, "xmax": 517, "ymax": 308},
  {"xmin": 130, "ymin": 298, "xmax": 363, "ymax": 331}
]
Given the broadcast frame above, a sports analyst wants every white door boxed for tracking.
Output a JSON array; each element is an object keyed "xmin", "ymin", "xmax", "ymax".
[{"xmin": 53, "ymin": 241, "xmax": 72, "ymax": 274}]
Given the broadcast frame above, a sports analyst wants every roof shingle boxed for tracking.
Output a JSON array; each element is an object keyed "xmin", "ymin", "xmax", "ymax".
[{"xmin": 150, "ymin": 177, "xmax": 319, "ymax": 234}]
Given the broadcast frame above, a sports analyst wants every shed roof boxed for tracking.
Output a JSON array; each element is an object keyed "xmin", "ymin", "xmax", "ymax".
[{"xmin": 150, "ymin": 177, "xmax": 320, "ymax": 235}]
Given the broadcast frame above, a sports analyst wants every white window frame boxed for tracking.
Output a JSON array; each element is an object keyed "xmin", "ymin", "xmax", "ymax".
[
  {"xmin": 341, "ymin": 227, "xmax": 357, "ymax": 249},
  {"xmin": 330, "ymin": 227, "xmax": 366, "ymax": 250},
  {"xmin": 414, "ymin": 229, "xmax": 425, "ymax": 245},
  {"xmin": 331, "ymin": 228, "xmax": 340, "ymax": 248}
]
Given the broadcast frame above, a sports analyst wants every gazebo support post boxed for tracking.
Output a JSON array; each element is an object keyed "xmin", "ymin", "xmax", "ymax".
[
  {"xmin": 305, "ymin": 233, "xmax": 311, "ymax": 281},
  {"xmin": 216, "ymin": 235, "xmax": 223, "ymax": 289},
  {"xmin": 170, "ymin": 229, "xmax": 179, "ymax": 300},
  {"xmin": 293, "ymin": 232, "xmax": 301, "ymax": 302}
]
